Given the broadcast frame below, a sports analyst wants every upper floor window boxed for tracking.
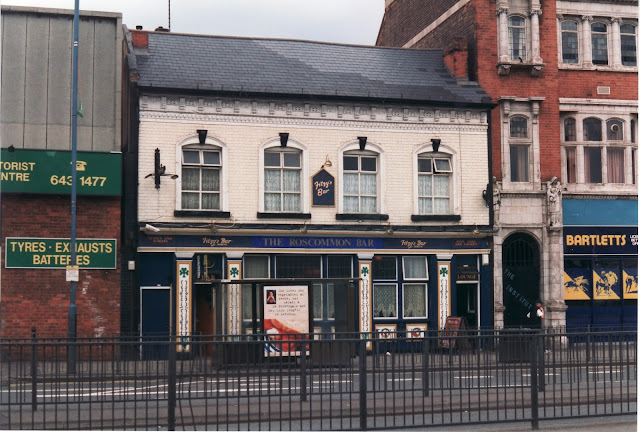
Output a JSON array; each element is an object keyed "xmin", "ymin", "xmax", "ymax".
[
  {"xmin": 264, "ymin": 148, "xmax": 302, "ymax": 212},
  {"xmin": 562, "ymin": 114, "xmax": 637, "ymax": 186},
  {"xmin": 508, "ymin": 15, "xmax": 527, "ymax": 61},
  {"xmin": 583, "ymin": 117, "xmax": 602, "ymax": 141},
  {"xmin": 620, "ymin": 24, "xmax": 637, "ymax": 66},
  {"xmin": 181, "ymin": 145, "xmax": 221, "ymax": 210},
  {"xmin": 591, "ymin": 22, "xmax": 609, "ymax": 65},
  {"xmin": 343, "ymin": 151, "xmax": 378, "ymax": 213},
  {"xmin": 509, "ymin": 116, "xmax": 530, "ymax": 182},
  {"xmin": 561, "ymin": 20, "xmax": 579, "ymax": 64},
  {"xmin": 607, "ymin": 119, "xmax": 624, "ymax": 141},
  {"xmin": 417, "ymin": 153, "xmax": 452, "ymax": 214},
  {"xmin": 564, "ymin": 118, "xmax": 576, "ymax": 141}
]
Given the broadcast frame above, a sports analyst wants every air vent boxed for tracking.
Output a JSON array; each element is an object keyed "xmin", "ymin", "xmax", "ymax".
[{"xmin": 597, "ymin": 86, "xmax": 611, "ymax": 95}]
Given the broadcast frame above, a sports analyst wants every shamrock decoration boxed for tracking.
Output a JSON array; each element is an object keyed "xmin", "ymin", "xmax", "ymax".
[
  {"xmin": 361, "ymin": 267, "xmax": 369, "ymax": 276},
  {"xmin": 179, "ymin": 267, "xmax": 189, "ymax": 277},
  {"xmin": 439, "ymin": 267, "xmax": 448, "ymax": 277},
  {"xmin": 230, "ymin": 267, "xmax": 239, "ymax": 278}
]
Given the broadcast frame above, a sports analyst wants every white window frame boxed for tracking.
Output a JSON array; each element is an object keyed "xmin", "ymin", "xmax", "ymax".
[
  {"xmin": 373, "ymin": 283, "xmax": 398, "ymax": 319},
  {"xmin": 175, "ymin": 135, "xmax": 229, "ymax": 211},
  {"xmin": 258, "ymin": 137, "xmax": 309, "ymax": 213},
  {"xmin": 508, "ymin": 14, "xmax": 528, "ymax": 61},
  {"xmin": 338, "ymin": 141, "xmax": 386, "ymax": 214},
  {"xmin": 591, "ymin": 20, "xmax": 610, "ymax": 66},
  {"xmin": 402, "ymin": 283, "xmax": 428, "ymax": 319},
  {"xmin": 413, "ymin": 142, "xmax": 460, "ymax": 216},
  {"xmin": 402, "ymin": 256, "xmax": 429, "ymax": 280}
]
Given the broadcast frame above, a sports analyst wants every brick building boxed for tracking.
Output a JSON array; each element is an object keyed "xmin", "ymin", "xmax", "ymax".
[
  {"xmin": 122, "ymin": 27, "xmax": 494, "ymax": 345},
  {"xmin": 377, "ymin": 0, "xmax": 638, "ymax": 329},
  {"xmin": 0, "ymin": 7, "xmax": 123, "ymax": 338}
]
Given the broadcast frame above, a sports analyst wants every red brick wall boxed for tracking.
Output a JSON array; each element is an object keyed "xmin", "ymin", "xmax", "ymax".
[
  {"xmin": 1, "ymin": 195, "xmax": 121, "ymax": 338},
  {"xmin": 558, "ymin": 70, "xmax": 638, "ymax": 100},
  {"xmin": 377, "ymin": 0, "xmax": 460, "ymax": 47}
]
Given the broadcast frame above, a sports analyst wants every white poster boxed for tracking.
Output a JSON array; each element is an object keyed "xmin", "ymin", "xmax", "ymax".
[{"xmin": 264, "ymin": 285, "xmax": 309, "ymax": 356}]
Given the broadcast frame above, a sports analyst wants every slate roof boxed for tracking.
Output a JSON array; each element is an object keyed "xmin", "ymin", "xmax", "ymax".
[{"xmin": 135, "ymin": 32, "xmax": 491, "ymax": 107}]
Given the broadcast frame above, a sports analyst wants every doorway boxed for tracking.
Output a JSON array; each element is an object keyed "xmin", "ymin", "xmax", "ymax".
[
  {"xmin": 456, "ymin": 283, "xmax": 478, "ymax": 328},
  {"xmin": 502, "ymin": 233, "xmax": 540, "ymax": 327}
]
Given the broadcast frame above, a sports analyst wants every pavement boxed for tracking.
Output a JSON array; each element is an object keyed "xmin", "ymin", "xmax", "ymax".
[{"xmin": 424, "ymin": 414, "xmax": 637, "ymax": 431}]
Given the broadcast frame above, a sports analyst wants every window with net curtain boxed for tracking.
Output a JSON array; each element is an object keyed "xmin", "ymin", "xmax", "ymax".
[
  {"xmin": 607, "ymin": 119, "xmax": 625, "ymax": 183},
  {"xmin": 264, "ymin": 148, "xmax": 301, "ymax": 212},
  {"xmin": 418, "ymin": 153, "xmax": 452, "ymax": 214},
  {"xmin": 402, "ymin": 257, "xmax": 428, "ymax": 318},
  {"xmin": 509, "ymin": 116, "xmax": 529, "ymax": 182},
  {"xmin": 181, "ymin": 145, "xmax": 221, "ymax": 210},
  {"xmin": 508, "ymin": 15, "xmax": 527, "ymax": 61},
  {"xmin": 343, "ymin": 151, "xmax": 378, "ymax": 213}
]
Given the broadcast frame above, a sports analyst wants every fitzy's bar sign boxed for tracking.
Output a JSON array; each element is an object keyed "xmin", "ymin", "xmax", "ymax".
[
  {"xmin": 5, "ymin": 238, "xmax": 116, "ymax": 269},
  {"xmin": 0, "ymin": 148, "xmax": 121, "ymax": 195}
]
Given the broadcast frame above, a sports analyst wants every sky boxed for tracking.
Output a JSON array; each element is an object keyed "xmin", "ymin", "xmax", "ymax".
[{"xmin": 2, "ymin": 0, "xmax": 386, "ymax": 45}]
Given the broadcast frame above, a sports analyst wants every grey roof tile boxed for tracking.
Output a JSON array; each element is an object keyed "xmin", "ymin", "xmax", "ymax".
[{"xmin": 136, "ymin": 32, "xmax": 490, "ymax": 106}]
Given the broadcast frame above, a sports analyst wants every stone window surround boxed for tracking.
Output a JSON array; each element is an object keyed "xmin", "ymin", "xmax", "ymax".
[
  {"xmin": 337, "ymin": 141, "xmax": 387, "ymax": 216},
  {"xmin": 556, "ymin": 14, "xmax": 638, "ymax": 71},
  {"xmin": 496, "ymin": 0, "xmax": 544, "ymax": 76},
  {"xmin": 174, "ymin": 135, "xmax": 229, "ymax": 213},
  {"xmin": 258, "ymin": 137, "xmax": 310, "ymax": 214},
  {"xmin": 499, "ymin": 97, "xmax": 544, "ymax": 190},
  {"xmin": 412, "ymin": 142, "xmax": 461, "ymax": 217},
  {"xmin": 560, "ymin": 98, "xmax": 638, "ymax": 194}
]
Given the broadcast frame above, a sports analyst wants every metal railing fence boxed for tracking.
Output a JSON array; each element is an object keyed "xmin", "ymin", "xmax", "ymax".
[{"xmin": 0, "ymin": 328, "xmax": 635, "ymax": 430}]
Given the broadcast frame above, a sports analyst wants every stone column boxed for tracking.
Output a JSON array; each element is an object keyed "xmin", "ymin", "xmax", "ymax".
[
  {"xmin": 611, "ymin": 17, "xmax": 622, "ymax": 68},
  {"xmin": 582, "ymin": 16, "xmax": 593, "ymax": 67},
  {"xmin": 531, "ymin": 9, "xmax": 543, "ymax": 63}
]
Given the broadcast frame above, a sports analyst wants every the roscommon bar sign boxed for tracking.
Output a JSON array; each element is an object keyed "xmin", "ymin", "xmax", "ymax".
[
  {"xmin": 0, "ymin": 148, "xmax": 121, "ymax": 196},
  {"xmin": 5, "ymin": 238, "xmax": 117, "ymax": 269}
]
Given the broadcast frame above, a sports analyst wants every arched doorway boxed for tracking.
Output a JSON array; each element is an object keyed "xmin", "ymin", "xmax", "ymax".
[{"xmin": 502, "ymin": 233, "xmax": 540, "ymax": 327}]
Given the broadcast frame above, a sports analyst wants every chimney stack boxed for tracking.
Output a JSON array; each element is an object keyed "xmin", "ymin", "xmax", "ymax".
[{"xmin": 444, "ymin": 37, "xmax": 469, "ymax": 79}]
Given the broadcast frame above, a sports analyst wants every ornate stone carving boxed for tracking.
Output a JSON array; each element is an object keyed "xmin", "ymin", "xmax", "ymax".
[{"xmin": 547, "ymin": 176, "xmax": 562, "ymax": 230}]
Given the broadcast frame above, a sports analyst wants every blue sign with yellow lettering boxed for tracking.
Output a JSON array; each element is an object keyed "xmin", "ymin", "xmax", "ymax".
[
  {"xmin": 311, "ymin": 168, "xmax": 335, "ymax": 207},
  {"xmin": 563, "ymin": 226, "xmax": 638, "ymax": 255}
]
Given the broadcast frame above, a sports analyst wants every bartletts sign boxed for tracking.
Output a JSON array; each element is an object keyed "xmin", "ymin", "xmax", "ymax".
[
  {"xmin": 5, "ymin": 238, "xmax": 117, "ymax": 269},
  {"xmin": 1, "ymin": 148, "xmax": 121, "ymax": 195}
]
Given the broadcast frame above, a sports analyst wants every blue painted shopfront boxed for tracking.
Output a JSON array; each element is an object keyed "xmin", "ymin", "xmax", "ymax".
[{"xmin": 563, "ymin": 199, "xmax": 638, "ymax": 330}]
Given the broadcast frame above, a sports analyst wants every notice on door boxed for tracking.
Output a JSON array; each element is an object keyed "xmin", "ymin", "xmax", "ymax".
[{"xmin": 263, "ymin": 285, "xmax": 309, "ymax": 356}]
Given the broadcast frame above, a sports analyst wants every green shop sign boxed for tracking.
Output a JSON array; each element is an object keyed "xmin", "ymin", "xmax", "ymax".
[
  {"xmin": 5, "ymin": 238, "xmax": 117, "ymax": 269},
  {"xmin": 0, "ymin": 149, "xmax": 121, "ymax": 195}
]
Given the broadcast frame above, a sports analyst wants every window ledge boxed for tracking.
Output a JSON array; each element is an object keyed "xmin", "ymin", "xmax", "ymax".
[
  {"xmin": 411, "ymin": 214, "xmax": 461, "ymax": 222},
  {"xmin": 336, "ymin": 213, "xmax": 389, "ymax": 221},
  {"xmin": 559, "ymin": 63, "xmax": 638, "ymax": 72},
  {"xmin": 174, "ymin": 210, "xmax": 231, "ymax": 218},
  {"xmin": 257, "ymin": 212, "xmax": 311, "ymax": 219},
  {"xmin": 497, "ymin": 61, "xmax": 545, "ymax": 77}
]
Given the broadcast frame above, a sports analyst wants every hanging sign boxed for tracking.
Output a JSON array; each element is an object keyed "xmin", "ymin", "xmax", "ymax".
[{"xmin": 311, "ymin": 168, "xmax": 335, "ymax": 206}]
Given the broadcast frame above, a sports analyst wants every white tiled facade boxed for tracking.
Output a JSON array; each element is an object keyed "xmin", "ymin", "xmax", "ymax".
[{"xmin": 138, "ymin": 95, "xmax": 490, "ymax": 227}]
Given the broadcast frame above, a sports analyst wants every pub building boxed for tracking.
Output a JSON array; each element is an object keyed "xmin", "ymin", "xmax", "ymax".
[
  {"xmin": 562, "ymin": 199, "xmax": 638, "ymax": 330},
  {"xmin": 123, "ymin": 28, "xmax": 495, "ymax": 348}
]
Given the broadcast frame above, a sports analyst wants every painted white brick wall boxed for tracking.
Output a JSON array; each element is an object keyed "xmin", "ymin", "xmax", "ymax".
[{"xmin": 138, "ymin": 99, "xmax": 489, "ymax": 227}]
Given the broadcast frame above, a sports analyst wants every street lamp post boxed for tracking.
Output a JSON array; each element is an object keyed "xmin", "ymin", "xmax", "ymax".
[{"xmin": 68, "ymin": 0, "xmax": 80, "ymax": 374}]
